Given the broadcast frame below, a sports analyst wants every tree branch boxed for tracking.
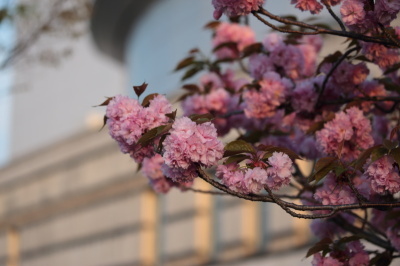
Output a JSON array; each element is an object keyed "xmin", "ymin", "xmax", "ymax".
[
  {"xmin": 196, "ymin": 168, "xmax": 400, "ymax": 220},
  {"xmin": 254, "ymin": 7, "xmax": 399, "ymax": 48}
]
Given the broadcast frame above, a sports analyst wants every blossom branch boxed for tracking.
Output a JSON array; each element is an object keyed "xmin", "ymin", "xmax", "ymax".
[
  {"xmin": 196, "ymin": 168, "xmax": 400, "ymax": 218},
  {"xmin": 254, "ymin": 7, "xmax": 399, "ymax": 48}
]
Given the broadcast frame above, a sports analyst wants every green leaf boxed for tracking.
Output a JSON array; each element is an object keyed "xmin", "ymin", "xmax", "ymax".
[
  {"xmin": 174, "ymin": 56, "xmax": 195, "ymax": 71},
  {"xmin": 189, "ymin": 113, "xmax": 214, "ymax": 124},
  {"xmin": 376, "ymin": 77, "xmax": 400, "ymax": 93},
  {"xmin": 137, "ymin": 124, "xmax": 172, "ymax": 146},
  {"xmin": 181, "ymin": 65, "xmax": 203, "ymax": 81},
  {"xmin": 306, "ymin": 238, "xmax": 332, "ymax": 258},
  {"xmin": 181, "ymin": 84, "xmax": 201, "ymax": 93},
  {"xmin": 258, "ymin": 144, "xmax": 301, "ymax": 161},
  {"xmin": 336, "ymin": 235, "xmax": 361, "ymax": 246},
  {"xmin": 353, "ymin": 145, "xmax": 381, "ymax": 170},
  {"xmin": 384, "ymin": 62, "xmax": 400, "ymax": 75},
  {"xmin": 212, "ymin": 41, "xmax": 238, "ymax": 53},
  {"xmin": 141, "ymin": 93, "xmax": 159, "ymax": 107},
  {"xmin": 384, "ymin": 210, "xmax": 400, "ymax": 221},
  {"xmin": 383, "ymin": 139, "xmax": 398, "ymax": 150},
  {"xmin": 369, "ymin": 252, "xmax": 392, "ymax": 266},
  {"xmin": 224, "ymin": 140, "xmax": 256, "ymax": 157},
  {"xmin": 310, "ymin": 157, "xmax": 337, "ymax": 183},
  {"xmin": 225, "ymin": 154, "xmax": 250, "ymax": 165},
  {"xmin": 371, "ymin": 147, "xmax": 388, "ymax": 162},
  {"xmin": 241, "ymin": 42, "xmax": 263, "ymax": 58},
  {"xmin": 334, "ymin": 165, "xmax": 346, "ymax": 176},
  {"xmin": 390, "ymin": 147, "xmax": 400, "ymax": 166},
  {"xmin": 317, "ymin": 51, "xmax": 343, "ymax": 74}
]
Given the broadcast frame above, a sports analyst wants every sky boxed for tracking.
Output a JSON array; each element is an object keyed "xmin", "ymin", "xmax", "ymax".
[{"xmin": 0, "ymin": 0, "xmax": 13, "ymax": 166}]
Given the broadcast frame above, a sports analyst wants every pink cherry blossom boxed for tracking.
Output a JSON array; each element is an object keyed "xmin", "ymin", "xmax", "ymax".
[
  {"xmin": 316, "ymin": 107, "xmax": 374, "ymax": 161},
  {"xmin": 312, "ymin": 253, "xmax": 343, "ymax": 266},
  {"xmin": 163, "ymin": 117, "xmax": 224, "ymax": 170},
  {"xmin": 266, "ymin": 152, "xmax": 294, "ymax": 190},
  {"xmin": 340, "ymin": 0, "xmax": 366, "ymax": 26},
  {"xmin": 212, "ymin": 0, "xmax": 265, "ymax": 20},
  {"xmin": 314, "ymin": 173, "xmax": 356, "ymax": 205},
  {"xmin": 363, "ymin": 156, "xmax": 400, "ymax": 195},
  {"xmin": 212, "ymin": 22, "xmax": 256, "ymax": 59},
  {"xmin": 291, "ymin": 0, "xmax": 323, "ymax": 14},
  {"xmin": 243, "ymin": 72, "xmax": 292, "ymax": 118}
]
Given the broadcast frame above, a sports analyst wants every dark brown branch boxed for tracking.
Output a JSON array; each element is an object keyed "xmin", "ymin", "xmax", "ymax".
[
  {"xmin": 264, "ymin": 185, "xmax": 337, "ymax": 219},
  {"xmin": 316, "ymin": 47, "xmax": 358, "ymax": 107},
  {"xmin": 321, "ymin": 0, "xmax": 346, "ymax": 32},
  {"xmin": 321, "ymin": 96, "xmax": 400, "ymax": 106},
  {"xmin": 255, "ymin": 7, "xmax": 399, "ymax": 48},
  {"xmin": 186, "ymin": 187, "xmax": 228, "ymax": 196},
  {"xmin": 252, "ymin": 11, "xmax": 320, "ymax": 36},
  {"xmin": 197, "ymin": 168, "xmax": 400, "ymax": 219},
  {"xmin": 332, "ymin": 215, "xmax": 394, "ymax": 250}
]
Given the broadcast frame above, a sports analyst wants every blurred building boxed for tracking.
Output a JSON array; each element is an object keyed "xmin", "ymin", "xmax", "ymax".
[{"xmin": 0, "ymin": 0, "xmax": 330, "ymax": 265}]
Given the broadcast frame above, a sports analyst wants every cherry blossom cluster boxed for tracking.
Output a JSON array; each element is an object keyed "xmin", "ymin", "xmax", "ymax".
[
  {"xmin": 101, "ymin": 1, "xmax": 400, "ymax": 264},
  {"xmin": 216, "ymin": 152, "xmax": 294, "ymax": 193}
]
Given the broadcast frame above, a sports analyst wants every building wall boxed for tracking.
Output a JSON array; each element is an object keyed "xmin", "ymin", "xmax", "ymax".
[{"xmin": 0, "ymin": 129, "xmax": 312, "ymax": 266}]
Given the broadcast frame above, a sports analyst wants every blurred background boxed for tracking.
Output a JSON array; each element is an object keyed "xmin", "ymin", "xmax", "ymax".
[{"xmin": 0, "ymin": 0, "xmax": 343, "ymax": 265}]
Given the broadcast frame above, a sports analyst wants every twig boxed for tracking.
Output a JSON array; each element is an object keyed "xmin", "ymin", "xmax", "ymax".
[
  {"xmin": 252, "ymin": 11, "xmax": 320, "ymax": 36},
  {"xmin": 196, "ymin": 168, "xmax": 400, "ymax": 219},
  {"xmin": 320, "ymin": 96, "xmax": 400, "ymax": 106},
  {"xmin": 255, "ymin": 7, "xmax": 399, "ymax": 48},
  {"xmin": 186, "ymin": 187, "xmax": 228, "ymax": 196},
  {"xmin": 321, "ymin": 0, "xmax": 346, "ymax": 31},
  {"xmin": 316, "ymin": 47, "xmax": 358, "ymax": 107}
]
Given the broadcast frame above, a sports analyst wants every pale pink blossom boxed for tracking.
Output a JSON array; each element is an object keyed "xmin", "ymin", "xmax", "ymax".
[
  {"xmin": 243, "ymin": 72, "xmax": 292, "ymax": 118},
  {"xmin": 340, "ymin": 0, "xmax": 366, "ymax": 26},
  {"xmin": 316, "ymin": 107, "xmax": 374, "ymax": 161},
  {"xmin": 106, "ymin": 94, "xmax": 172, "ymax": 159},
  {"xmin": 364, "ymin": 156, "xmax": 400, "ymax": 195},
  {"xmin": 314, "ymin": 174, "xmax": 356, "ymax": 205},
  {"xmin": 142, "ymin": 154, "xmax": 172, "ymax": 193},
  {"xmin": 375, "ymin": 0, "xmax": 400, "ymax": 25},
  {"xmin": 163, "ymin": 117, "xmax": 224, "ymax": 170},
  {"xmin": 161, "ymin": 164, "xmax": 198, "ymax": 183},
  {"xmin": 243, "ymin": 167, "xmax": 269, "ymax": 193},
  {"xmin": 216, "ymin": 163, "xmax": 246, "ymax": 192},
  {"xmin": 262, "ymin": 33, "xmax": 284, "ymax": 52},
  {"xmin": 270, "ymin": 44, "xmax": 305, "ymax": 80},
  {"xmin": 248, "ymin": 54, "xmax": 273, "ymax": 80},
  {"xmin": 300, "ymin": 35, "xmax": 323, "ymax": 53},
  {"xmin": 213, "ymin": 22, "xmax": 256, "ymax": 59},
  {"xmin": 265, "ymin": 152, "xmax": 294, "ymax": 190},
  {"xmin": 291, "ymin": 0, "xmax": 323, "ymax": 14},
  {"xmin": 361, "ymin": 42, "xmax": 399, "ymax": 70},
  {"xmin": 212, "ymin": 0, "xmax": 265, "ymax": 19},
  {"xmin": 347, "ymin": 241, "xmax": 370, "ymax": 266},
  {"xmin": 312, "ymin": 253, "xmax": 343, "ymax": 266},
  {"xmin": 292, "ymin": 79, "xmax": 318, "ymax": 113}
]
